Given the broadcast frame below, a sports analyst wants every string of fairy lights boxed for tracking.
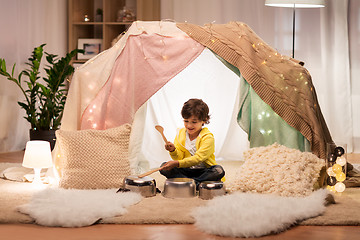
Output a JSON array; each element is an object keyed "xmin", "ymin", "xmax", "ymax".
[
  {"xmin": 206, "ymin": 21, "xmax": 317, "ymax": 114},
  {"xmin": 203, "ymin": 22, "xmax": 348, "ymax": 193},
  {"xmin": 326, "ymin": 144, "xmax": 347, "ymax": 193},
  {"xmin": 58, "ymin": 21, "xmax": 349, "ymax": 193},
  {"xmin": 202, "ymin": 21, "xmax": 320, "ymax": 143}
]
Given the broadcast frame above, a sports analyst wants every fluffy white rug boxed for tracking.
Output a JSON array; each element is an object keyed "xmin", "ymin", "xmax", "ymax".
[
  {"xmin": 18, "ymin": 187, "xmax": 142, "ymax": 227},
  {"xmin": 192, "ymin": 189, "xmax": 330, "ymax": 238}
]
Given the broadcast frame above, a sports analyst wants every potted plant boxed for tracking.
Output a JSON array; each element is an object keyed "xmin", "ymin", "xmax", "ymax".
[{"xmin": 0, "ymin": 44, "xmax": 83, "ymax": 149}]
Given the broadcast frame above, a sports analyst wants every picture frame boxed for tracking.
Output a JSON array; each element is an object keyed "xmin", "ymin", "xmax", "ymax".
[{"xmin": 77, "ymin": 39, "xmax": 102, "ymax": 59}]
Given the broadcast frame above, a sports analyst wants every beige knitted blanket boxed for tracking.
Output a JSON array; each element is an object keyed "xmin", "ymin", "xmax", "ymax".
[{"xmin": 177, "ymin": 22, "xmax": 332, "ymax": 159}]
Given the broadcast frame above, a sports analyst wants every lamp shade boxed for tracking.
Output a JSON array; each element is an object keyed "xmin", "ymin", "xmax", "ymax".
[
  {"xmin": 265, "ymin": 0, "xmax": 325, "ymax": 8},
  {"xmin": 22, "ymin": 141, "xmax": 53, "ymax": 169}
]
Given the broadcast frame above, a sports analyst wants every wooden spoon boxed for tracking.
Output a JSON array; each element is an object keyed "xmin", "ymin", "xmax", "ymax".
[
  {"xmin": 155, "ymin": 125, "xmax": 168, "ymax": 143},
  {"xmin": 138, "ymin": 167, "xmax": 164, "ymax": 178}
]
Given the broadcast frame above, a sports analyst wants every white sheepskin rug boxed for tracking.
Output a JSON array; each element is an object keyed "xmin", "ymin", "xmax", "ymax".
[
  {"xmin": 192, "ymin": 189, "xmax": 330, "ymax": 238},
  {"xmin": 18, "ymin": 188, "xmax": 142, "ymax": 227}
]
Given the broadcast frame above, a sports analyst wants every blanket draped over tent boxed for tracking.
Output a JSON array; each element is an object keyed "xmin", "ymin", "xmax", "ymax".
[
  {"xmin": 80, "ymin": 33, "xmax": 204, "ymax": 129},
  {"xmin": 177, "ymin": 22, "xmax": 332, "ymax": 159},
  {"xmin": 58, "ymin": 21, "xmax": 332, "ymax": 173}
]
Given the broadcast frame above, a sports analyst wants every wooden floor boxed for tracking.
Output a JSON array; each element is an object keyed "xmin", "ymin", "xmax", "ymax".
[{"xmin": 1, "ymin": 151, "xmax": 360, "ymax": 240}]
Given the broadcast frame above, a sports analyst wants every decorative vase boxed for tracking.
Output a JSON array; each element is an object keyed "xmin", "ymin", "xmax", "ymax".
[{"xmin": 29, "ymin": 129, "xmax": 56, "ymax": 150}]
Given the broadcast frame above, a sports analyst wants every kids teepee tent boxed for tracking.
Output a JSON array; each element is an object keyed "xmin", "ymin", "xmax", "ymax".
[{"xmin": 58, "ymin": 21, "xmax": 332, "ymax": 173}]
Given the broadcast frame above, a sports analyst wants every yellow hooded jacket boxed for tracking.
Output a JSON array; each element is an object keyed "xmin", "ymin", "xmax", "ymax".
[{"xmin": 169, "ymin": 127, "xmax": 217, "ymax": 168}]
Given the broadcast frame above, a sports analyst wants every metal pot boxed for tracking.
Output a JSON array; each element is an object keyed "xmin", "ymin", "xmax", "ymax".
[
  {"xmin": 198, "ymin": 181, "xmax": 226, "ymax": 200},
  {"xmin": 123, "ymin": 175, "xmax": 157, "ymax": 197},
  {"xmin": 163, "ymin": 178, "xmax": 196, "ymax": 198}
]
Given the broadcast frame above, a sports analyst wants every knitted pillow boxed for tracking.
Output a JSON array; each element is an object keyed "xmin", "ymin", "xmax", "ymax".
[
  {"xmin": 55, "ymin": 124, "xmax": 132, "ymax": 189},
  {"xmin": 227, "ymin": 143, "xmax": 324, "ymax": 197}
]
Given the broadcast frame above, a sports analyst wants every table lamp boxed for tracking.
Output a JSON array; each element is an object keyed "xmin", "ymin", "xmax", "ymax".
[
  {"xmin": 22, "ymin": 140, "xmax": 53, "ymax": 184},
  {"xmin": 265, "ymin": 0, "xmax": 325, "ymax": 58}
]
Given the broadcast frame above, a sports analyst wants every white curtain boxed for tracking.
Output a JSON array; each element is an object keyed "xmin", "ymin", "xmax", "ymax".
[
  {"xmin": 349, "ymin": 0, "xmax": 360, "ymax": 152},
  {"xmin": 160, "ymin": 0, "xmax": 359, "ymax": 153},
  {"xmin": 0, "ymin": 0, "xmax": 67, "ymax": 152},
  {"xmin": 318, "ymin": 1, "xmax": 353, "ymax": 150}
]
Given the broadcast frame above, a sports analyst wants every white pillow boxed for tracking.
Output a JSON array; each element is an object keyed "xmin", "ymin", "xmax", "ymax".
[
  {"xmin": 56, "ymin": 124, "xmax": 132, "ymax": 189},
  {"xmin": 227, "ymin": 143, "xmax": 324, "ymax": 197}
]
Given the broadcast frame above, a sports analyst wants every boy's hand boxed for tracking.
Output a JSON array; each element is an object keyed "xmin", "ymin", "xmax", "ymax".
[
  {"xmin": 165, "ymin": 141, "xmax": 175, "ymax": 152},
  {"xmin": 161, "ymin": 160, "xmax": 179, "ymax": 170}
]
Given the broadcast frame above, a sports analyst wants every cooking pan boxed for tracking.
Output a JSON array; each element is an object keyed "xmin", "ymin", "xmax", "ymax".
[{"xmin": 122, "ymin": 175, "xmax": 157, "ymax": 197}]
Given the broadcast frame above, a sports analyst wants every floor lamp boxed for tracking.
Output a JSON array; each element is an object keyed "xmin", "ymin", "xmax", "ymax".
[{"xmin": 265, "ymin": 0, "xmax": 325, "ymax": 58}]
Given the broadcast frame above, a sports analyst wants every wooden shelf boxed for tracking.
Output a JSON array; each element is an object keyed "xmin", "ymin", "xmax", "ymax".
[
  {"xmin": 73, "ymin": 22, "xmax": 104, "ymax": 25},
  {"xmin": 104, "ymin": 22, "xmax": 133, "ymax": 25},
  {"xmin": 68, "ymin": 0, "xmax": 160, "ymax": 60}
]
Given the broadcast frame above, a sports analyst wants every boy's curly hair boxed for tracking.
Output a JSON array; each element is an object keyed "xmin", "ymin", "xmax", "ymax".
[{"xmin": 181, "ymin": 98, "xmax": 210, "ymax": 124}]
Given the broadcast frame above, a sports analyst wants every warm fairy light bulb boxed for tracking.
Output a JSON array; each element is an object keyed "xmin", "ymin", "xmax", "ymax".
[
  {"xmin": 332, "ymin": 164, "xmax": 342, "ymax": 174},
  {"xmin": 326, "ymin": 167, "xmax": 336, "ymax": 177},
  {"xmin": 336, "ymin": 172, "xmax": 346, "ymax": 182},
  {"xmin": 336, "ymin": 156, "xmax": 346, "ymax": 166},
  {"xmin": 334, "ymin": 182, "xmax": 346, "ymax": 193}
]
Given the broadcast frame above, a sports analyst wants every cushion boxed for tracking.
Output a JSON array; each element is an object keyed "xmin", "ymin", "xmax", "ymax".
[
  {"xmin": 55, "ymin": 124, "xmax": 132, "ymax": 189},
  {"xmin": 227, "ymin": 143, "xmax": 324, "ymax": 197}
]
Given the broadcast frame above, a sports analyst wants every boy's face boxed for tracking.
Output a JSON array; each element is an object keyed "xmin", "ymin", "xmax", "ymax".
[{"xmin": 183, "ymin": 115, "xmax": 205, "ymax": 138}]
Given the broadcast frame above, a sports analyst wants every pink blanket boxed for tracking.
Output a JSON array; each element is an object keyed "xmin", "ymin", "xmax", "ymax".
[{"xmin": 80, "ymin": 33, "xmax": 204, "ymax": 130}]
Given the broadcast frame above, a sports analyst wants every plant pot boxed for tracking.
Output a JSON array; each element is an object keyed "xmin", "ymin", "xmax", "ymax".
[{"xmin": 29, "ymin": 129, "xmax": 56, "ymax": 150}]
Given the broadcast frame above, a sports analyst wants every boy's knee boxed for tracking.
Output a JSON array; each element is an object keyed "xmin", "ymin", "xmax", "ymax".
[{"xmin": 213, "ymin": 165, "xmax": 225, "ymax": 178}]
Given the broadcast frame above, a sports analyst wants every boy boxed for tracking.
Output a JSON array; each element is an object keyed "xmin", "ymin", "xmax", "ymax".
[{"xmin": 160, "ymin": 99, "xmax": 225, "ymax": 188}]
